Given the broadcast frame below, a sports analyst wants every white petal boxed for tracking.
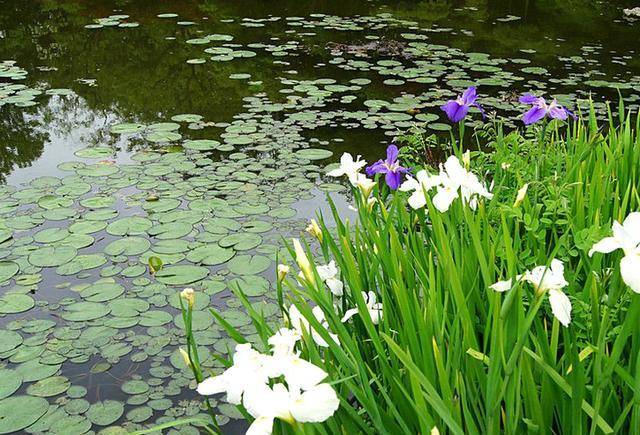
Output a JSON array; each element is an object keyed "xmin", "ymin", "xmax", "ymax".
[
  {"xmin": 289, "ymin": 383, "xmax": 340, "ymax": 423},
  {"xmin": 326, "ymin": 168, "xmax": 344, "ymax": 177},
  {"xmin": 340, "ymin": 308, "xmax": 358, "ymax": 323},
  {"xmin": 399, "ymin": 177, "xmax": 419, "ymax": 192},
  {"xmin": 622, "ymin": 212, "xmax": 640, "ymax": 238},
  {"xmin": 490, "ymin": 279, "xmax": 513, "ymax": 292},
  {"xmin": 432, "ymin": 186, "xmax": 458, "ymax": 212},
  {"xmin": 620, "ymin": 254, "xmax": 640, "ymax": 294},
  {"xmin": 247, "ymin": 416, "xmax": 274, "ymax": 435},
  {"xmin": 326, "ymin": 278, "xmax": 344, "ymax": 297},
  {"xmin": 243, "ymin": 383, "xmax": 292, "ymax": 421},
  {"xmin": 588, "ymin": 236, "xmax": 621, "ymax": 257},
  {"xmin": 548, "ymin": 289, "xmax": 572, "ymax": 327},
  {"xmin": 196, "ymin": 375, "xmax": 227, "ymax": 396},
  {"xmin": 408, "ymin": 190, "xmax": 427, "ymax": 210},
  {"xmin": 282, "ymin": 356, "xmax": 328, "ymax": 391}
]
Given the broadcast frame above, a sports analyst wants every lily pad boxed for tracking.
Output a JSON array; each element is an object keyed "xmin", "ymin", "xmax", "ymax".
[
  {"xmin": 87, "ymin": 400, "xmax": 124, "ymax": 426},
  {"xmin": 155, "ymin": 265, "xmax": 209, "ymax": 285},
  {"xmin": 0, "ymin": 396, "xmax": 49, "ymax": 434}
]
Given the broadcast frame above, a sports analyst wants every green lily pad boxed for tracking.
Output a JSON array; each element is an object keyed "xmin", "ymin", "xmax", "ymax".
[
  {"xmin": 155, "ymin": 265, "xmax": 209, "ymax": 285},
  {"xmin": 26, "ymin": 376, "xmax": 70, "ymax": 397},
  {"xmin": 0, "ymin": 293, "xmax": 35, "ymax": 314},
  {"xmin": 87, "ymin": 400, "xmax": 124, "ymax": 426},
  {"xmin": 62, "ymin": 302, "xmax": 111, "ymax": 321},
  {"xmin": 0, "ymin": 396, "xmax": 49, "ymax": 434},
  {"xmin": 0, "ymin": 261, "xmax": 19, "ymax": 284},
  {"xmin": 186, "ymin": 244, "xmax": 235, "ymax": 265},
  {"xmin": 0, "ymin": 370, "xmax": 22, "ymax": 400},
  {"xmin": 28, "ymin": 246, "xmax": 77, "ymax": 267},
  {"xmin": 227, "ymin": 255, "xmax": 271, "ymax": 275}
]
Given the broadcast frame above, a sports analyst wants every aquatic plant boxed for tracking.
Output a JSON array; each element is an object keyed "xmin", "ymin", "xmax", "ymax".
[{"xmin": 176, "ymin": 104, "xmax": 640, "ymax": 434}]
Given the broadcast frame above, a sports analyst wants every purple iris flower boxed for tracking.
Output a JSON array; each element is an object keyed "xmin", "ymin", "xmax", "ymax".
[
  {"xmin": 366, "ymin": 144, "xmax": 409, "ymax": 190},
  {"xmin": 520, "ymin": 94, "xmax": 576, "ymax": 125},
  {"xmin": 440, "ymin": 86, "xmax": 485, "ymax": 123}
]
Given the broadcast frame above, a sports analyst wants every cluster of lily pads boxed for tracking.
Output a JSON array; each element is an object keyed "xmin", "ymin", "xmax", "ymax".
[
  {"xmin": 0, "ymin": 6, "xmax": 638, "ymax": 434},
  {"xmin": 0, "ymin": 98, "xmax": 351, "ymax": 432},
  {"xmin": 85, "ymin": 15, "xmax": 139, "ymax": 29}
]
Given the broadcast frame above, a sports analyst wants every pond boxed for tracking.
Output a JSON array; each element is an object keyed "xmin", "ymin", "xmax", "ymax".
[{"xmin": 0, "ymin": 0, "xmax": 638, "ymax": 433}]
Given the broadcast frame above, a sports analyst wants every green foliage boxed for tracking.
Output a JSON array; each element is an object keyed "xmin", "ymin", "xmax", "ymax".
[{"xmin": 184, "ymin": 106, "xmax": 640, "ymax": 434}]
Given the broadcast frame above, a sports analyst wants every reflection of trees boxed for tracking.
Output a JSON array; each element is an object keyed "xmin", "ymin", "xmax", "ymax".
[{"xmin": 0, "ymin": 107, "xmax": 47, "ymax": 183}]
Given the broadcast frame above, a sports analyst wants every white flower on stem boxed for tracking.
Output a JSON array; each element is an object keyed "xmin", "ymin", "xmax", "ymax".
[
  {"xmin": 353, "ymin": 173, "xmax": 376, "ymax": 198},
  {"xmin": 341, "ymin": 291, "xmax": 383, "ymax": 325},
  {"xmin": 197, "ymin": 344, "xmax": 270, "ymax": 404},
  {"xmin": 490, "ymin": 259, "xmax": 571, "ymax": 327},
  {"xmin": 305, "ymin": 219, "xmax": 322, "ymax": 242},
  {"xmin": 589, "ymin": 212, "xmax": 640, "ymax": 293},
  {"xmin": 244, "ymin": 381, "xmax": 339, "ymax": 433},
  {"xmin": 399, "ymin": 170, "xmax": 442, "ymax": 210},
  {"xmin": 180, "ymin": 287, "xmax": 195, "ymax": 309},
  {"xmin": 514, "ymin": 183, "xmax": 529, "ymax": 207},
  {"xmin": 425, "ymin": 156, "xmax": 493, "ymax": 212},
  {"xmin": 292, "ymin": 238, "xmax": 314, "ymax": 285},
  {"xmin": 287, "ymin": 305, "xmax": 339, "ymax": 347},
  {"xmin": 268, "ymin": 328, "xmax": 300, "ymax": 357},
  {"xmin": 327, "ymin": 152, "xmax": 367, "ymax": 185},
  {"xmin": 316, "ymin": 261, "xmax": 344, "ymax": 297},
  {"xmin": 277, "ymin": 264, "xmax": 290, "ymax": 283}
]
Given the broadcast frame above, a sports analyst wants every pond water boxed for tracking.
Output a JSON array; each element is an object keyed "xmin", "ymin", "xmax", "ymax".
[{"xmin": 0, "ymin": 1, "xmax": 638, "ymax": 433}]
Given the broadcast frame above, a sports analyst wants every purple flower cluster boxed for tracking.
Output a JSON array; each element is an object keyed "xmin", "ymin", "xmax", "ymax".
[
  {"xmin": 440, "ymin": 87, "xmax": 576, "ymax": 126},
  {"xmin": 369, "ymin": 87, "xmax": 578, "ymax": 189}
]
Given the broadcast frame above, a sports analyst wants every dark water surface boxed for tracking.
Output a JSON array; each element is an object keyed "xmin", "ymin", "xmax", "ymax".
[{"xmin": 0, "ymin": 1, "xmax": 638, "ymax": 434}]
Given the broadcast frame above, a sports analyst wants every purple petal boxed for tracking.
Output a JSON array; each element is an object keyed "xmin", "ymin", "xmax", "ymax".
[
  {"xmin": 564, "ymin": 107, "xmax": 578, "ymax": 120},
  {"xmin": 548, "ymin": 105, "xmax": 568, "ymax": 121},
  {"xmin": 461, "ymin": 87, "xmax": 477, "ymax": 105},
  {"xmin": 366, "ymin": 160, "xmax": 387, "ymax": 176},
  {"xmin": 473, "ymin": 102, "xmax": 486, "ymax": 119},
  {"xmin": 522, "ymin": 106, "xmax": 547, "ymax": 125},
  {"xmin": 386, "ymin": 144, "xmax": 399, "ymax": 164},
  {"xmin": 441, "ymin": 101, "xmax": 469, "ymax": 123},
  {"xmin": 385, "ymin": 171, "xmax": 402, "ymax": 190},
  {"xmin": 519, "ymin": 94, "xmax": 539, "ymax": 105}
]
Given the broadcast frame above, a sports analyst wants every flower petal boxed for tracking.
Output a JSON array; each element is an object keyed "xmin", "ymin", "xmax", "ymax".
[
  {"xmin": 519, "ymin": 93, "xmax": 539, "ymax": 104},
  {"xmin": 282, "ymin": 356, "xmax": 329, "ymax": 391},
  {"xmin": 408, "ymin": 190, "xmax": 427, "ymax": 210},
  {"xmin": 490, "ymin": 279, "xmax": 513, "ymax": 292},
  {"xmin": 340, "ymin": 308, "xmax": 359, "ymax": 323},
  {"xmin": 461, "ymin": 86, "xmax": 477, "ymax": 105},
  {"xmin": 441, "ymin": 100, "xmax": 469, "ymax": 123},
  {"xmin": 432, "ymin": 186, "xmax": 458, "ymax": 212},
  {"xmin": 588, "ymin": 236, "xmax": 621, "ymax": 257},
  {"xmin": 522, "ymin": 106, "xmax": 546, "ymax": 125},
  {"xmin": 548, "ymin": 105, "xmax": 568, "ymax": 121},
  {"xmin": 196, "ymin": 376, "xmax": 227, "ymax": 396},
  {"xmin": 366, "ymin": 160, "xmax": 386, "ymax": 176},
  {"xmin": 385, "ymin": 170, "xmax": 402, "ymax": 190},
  {"xmin": 548, "ymin": 289, "xmax": 572, "ymax": 327},
  {"xmin": 620, "ymin": 254, "xmax": 640, "ymax": 294},
  {"xmin": 386, "ymin": 144, "xmax": 399, "ymax": 163},
  {"xmin": 290, "ymin": 383, "xmax": 340, "ymax": 423},
  {"xmin": 247, "ymin": 416, "xmax": 275, "ymax": 435}
]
